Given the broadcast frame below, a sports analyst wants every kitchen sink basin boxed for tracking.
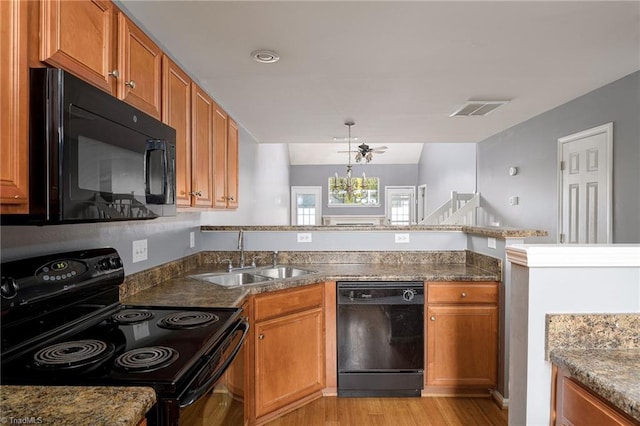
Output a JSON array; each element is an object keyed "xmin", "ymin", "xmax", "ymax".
[
  {"xmin": 189, "ymin": 266, "xmax": 317, "ymax": 288},
  {"xmin": 189, "ymin": 272, "xmax": 274, "ymax": 288},
  {"xmin": 256, "ymin": 266, "xmax": 317, "ymax": 279}
]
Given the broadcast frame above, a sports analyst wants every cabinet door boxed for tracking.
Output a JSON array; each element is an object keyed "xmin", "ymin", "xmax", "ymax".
[
  {"xmin": 212, "ymin": 104, "xmax": 228, "ymax": 209},
  {"xmin": 40, "ymin": 0, "xmax": 116, "ymax": 94},
  {"xmin": 190, "ymin": 84, "xmax": 214, "ymax": 207},
  {"xmin": 426, "ymin": 305, "xmax": 497, "ymax": 388},
  {"xmin": 162, "ymin": 56, "xmax": 192, "ymax": 207},
  {"xmin": 255, "ymin": 308, "xmax": 325, "ymax": 418},
  {"xmin": 226, "ymin": 118, "xmax": 239, "ymax": 209},
  {"xmin": 0, "ymin": 0, "xmax": 29, "ymax": 213},
  {"xmin": 117, "ymin": 12, "xmax": 162, "ymax": 118}
]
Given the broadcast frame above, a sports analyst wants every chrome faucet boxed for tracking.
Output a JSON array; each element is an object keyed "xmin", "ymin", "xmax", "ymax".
[{"xmin": 238, "ymin": 229, "xmax": 245, "ymax": 268}]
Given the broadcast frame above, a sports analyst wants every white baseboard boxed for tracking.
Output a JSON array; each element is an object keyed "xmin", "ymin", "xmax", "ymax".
[{"xmin": 491, "ymin": 390, "xmax": 509, "ymax": 409}]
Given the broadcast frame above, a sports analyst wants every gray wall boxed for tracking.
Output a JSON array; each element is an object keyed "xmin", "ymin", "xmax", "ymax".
[
  {"xmin": 289, "ymin": 164, "xmax": 419, "ymax": 216},
  {"xmin": 477, "ymin": 71, "xmax": 640, "ymax": 243},
  {"xmin": 418, "ymin": 143, "xmax": 477, "ymax": 213}
]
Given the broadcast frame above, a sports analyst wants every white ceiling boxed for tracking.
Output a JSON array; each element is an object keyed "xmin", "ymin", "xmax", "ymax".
[{"xmin": 118, "ymin": 1, "xmax": 640, "ymax": 165}]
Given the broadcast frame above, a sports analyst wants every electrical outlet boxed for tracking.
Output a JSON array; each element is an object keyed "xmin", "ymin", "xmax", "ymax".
[
  {"xmin": 488, "ymin": 237, "xmax": 497, "ymax": 249},
  {"xmin": 189, "ymin": 231, "xmax": 195, "ymax": 248},
  {"xmin": 395, "ymin": 233, "xmax": 410, "ymax": 243},
  {"xmin": 132, "ymin": 239, "xmax": 148, "ymax": 263},
  {"xmin": 297, "ymin": 233, "xmax": 312, "ymax": 243},
  {"xmin": 509, "ymin": 196, "xmax": 519, "ymax": 206}
]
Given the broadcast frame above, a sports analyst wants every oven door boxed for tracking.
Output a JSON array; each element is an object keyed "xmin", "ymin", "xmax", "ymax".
[{"xmin": 176, "ymin": 319, "xmax": 249, "ymax": 426}]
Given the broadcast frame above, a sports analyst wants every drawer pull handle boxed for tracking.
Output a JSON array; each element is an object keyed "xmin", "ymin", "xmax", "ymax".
[
  {"xmin": 258, "ymin": 334, "xmax": 265, "ymax": 340},
  {"xmin": 461, "ymin": 292, "xmax": 467, "ymax": 298},
  {"xmin": 430, "ymin": 316, "xmax": 436, "ymax": 321}
]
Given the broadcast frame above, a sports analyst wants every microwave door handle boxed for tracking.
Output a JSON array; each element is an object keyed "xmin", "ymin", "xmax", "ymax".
[
  {"xmin": 145, "ymin": 139, "xmax": 168, "ymax": 202},
  {"xmin": 178, "ymin": 320, "xmax": 250, "ymax": 408}
]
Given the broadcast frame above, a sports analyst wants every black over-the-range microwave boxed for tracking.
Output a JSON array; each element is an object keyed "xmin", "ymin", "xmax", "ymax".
[{"xmin": 3, "ymin": 68, "xmax": 176, "ymax": 225}]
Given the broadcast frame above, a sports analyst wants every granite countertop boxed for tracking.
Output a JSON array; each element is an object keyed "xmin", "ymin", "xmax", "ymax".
[
  {"xmin": 550, "ymin": 349, "xmax": 640, "ymax": 422},
  {"xmin": 122, "ymin": 262, "xmax": 499, "ymax": 307},
  {"xmin": 200, "ymin": 224, "xmax": 547, "ymax": 239},
  {"xmin": 0, "ymin": 386, "xmax": 156, "ymax": 425}
]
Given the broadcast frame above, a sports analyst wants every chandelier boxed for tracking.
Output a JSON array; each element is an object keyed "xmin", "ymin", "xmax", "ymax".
[{"xmin": 329, "ymin": 121, "xmax": 369, "ymax": 202}]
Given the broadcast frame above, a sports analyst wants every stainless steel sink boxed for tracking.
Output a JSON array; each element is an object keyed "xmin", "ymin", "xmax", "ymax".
[
  {"xmin": 256, "ymin": 266, "xmax": 317, "ymax": 279},
  {"xmin": 188, "ymin": 272, "xmax": 274, "ymax": 288},
  {"xmin": 189, "ymin": 266, "xmax": 317, "ymax": 288}
]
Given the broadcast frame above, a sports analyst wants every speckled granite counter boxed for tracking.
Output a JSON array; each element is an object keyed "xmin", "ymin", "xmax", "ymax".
[
  {"xmin": 547, "ymin": 313, "xmax": 640, "ymax": 422},
  {"xmin": 200, "ymin": 224, "xmax": 547, "ymax": 239},
  {"xmin": 122, "ymin": 261, "xmax": 499, "ymax": 307},
  {"xmin": 550, "ymin": 349, "xmax": 640, "ymax": 422},
  {"xmin": 0, "ymin": 386, "xmax": 155, "ymax": 425}
]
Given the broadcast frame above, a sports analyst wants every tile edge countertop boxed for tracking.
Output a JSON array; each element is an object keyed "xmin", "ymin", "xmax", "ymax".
[
  {"xmin": 0, "ymin": 385, "xmax": 156, "ymax": 426},
  {"xmin": 550, "ymin": 349, "xmax": 640, "ymax": 422},
  {"xmin": 122, "ymin": 263, "xmax": 500, "ymax": 308},
  {"xmin": 200, "ymin": 224, "xmax": 548, "ymax": 239}
]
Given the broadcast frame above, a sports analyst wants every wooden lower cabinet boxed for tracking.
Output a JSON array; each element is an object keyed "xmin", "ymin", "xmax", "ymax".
[
  {"xmin": 249, "ymin": 284, "xmax": 325, "ymax": 425},
  {"xmin": 425, "ymin": 281, "xmax": 498, "ymax": 393},
  {"xmin": 552, "ymin": 365, "xmax": 638, "ymax": 426}
]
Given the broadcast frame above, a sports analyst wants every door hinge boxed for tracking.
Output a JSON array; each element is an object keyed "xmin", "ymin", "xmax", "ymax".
[
  {"xmin": 560, "ymin": 161, "xmax": 565, "ymax": 171},
  {"xmin": 559, "ymin": 233, "xmax": 565, "ymax": 243}
]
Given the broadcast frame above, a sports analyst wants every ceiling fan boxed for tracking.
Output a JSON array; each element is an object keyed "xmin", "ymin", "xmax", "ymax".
[{"xmin": 336, "ymin": 123, "xmax": 387, "ymax": 163}]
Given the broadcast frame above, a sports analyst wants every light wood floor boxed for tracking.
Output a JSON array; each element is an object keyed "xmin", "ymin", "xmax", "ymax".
[{"xmin": 266, "ymin": 396, "xmax": 508, "ymax": 426}]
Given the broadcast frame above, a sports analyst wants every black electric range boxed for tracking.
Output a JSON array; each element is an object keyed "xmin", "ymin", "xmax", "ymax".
[{"xmin": 0, "ymin": 248, "xmax": 248, "ymax": 425}]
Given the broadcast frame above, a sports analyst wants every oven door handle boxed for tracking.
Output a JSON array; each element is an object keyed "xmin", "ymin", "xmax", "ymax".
[{"xmin": 179, "ymin": 319, "xmax": 249, "ymax": 408}]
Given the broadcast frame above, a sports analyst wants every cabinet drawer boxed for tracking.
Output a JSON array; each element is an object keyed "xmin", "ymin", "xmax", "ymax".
[
  {"xmin": 427, "ymin": 282, "xmax": 498, "ymax": 304},
  {"xmin": 254, "ymin": 284, "xmax": 324, "ymax": 322}
]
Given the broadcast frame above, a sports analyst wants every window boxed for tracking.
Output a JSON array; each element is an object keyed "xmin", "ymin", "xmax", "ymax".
[
  {"xmin": 291, "ymin": 186, "xmax": 322, "ymax": 225},
  {"xmin": 385, "ymin": 186, "xmax": 416, "ymax": 225},
  {"xmin": 327, "ymin": 176, "xmax": 380, "ymax": 206}
]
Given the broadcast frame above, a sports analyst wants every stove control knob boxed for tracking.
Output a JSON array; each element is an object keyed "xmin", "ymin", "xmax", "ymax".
[
  {"xmin": 1, "ymin": 277, "xmax": 19, "ymax": 299},
  {"xmin": 109, "ymin": 257, "xmax": 122, "ymax": 269},
  {"xmin": 98, "ymin": 259, "xmax": 111, "ymax": 271}
]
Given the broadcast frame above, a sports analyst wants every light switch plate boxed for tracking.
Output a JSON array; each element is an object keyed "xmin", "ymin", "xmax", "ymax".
[
  {"xmin": 189, "ymin": 231, "xmax": 195, "ymax": 248},
  {"xmin": 297, "ymin": 233, "xmax": 312, "ymax": 243},
  {"xmin": 488, "ymin": 237, "xmax": 497, "ymax": 249},
  {"xmin": 132, "ymin": 239, "xmax": 148, "ymax": 263}
]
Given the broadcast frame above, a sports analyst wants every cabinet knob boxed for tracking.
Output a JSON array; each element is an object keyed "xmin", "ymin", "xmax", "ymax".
[
  {"xmin": 189, "ymin": 191, "xmax": 203, "ymax": 197},
  {"xmin": 461, "ymin": 292, "xmax": 467, "ymax": 298},
  {"xmin": 108, "ymin": 69, "xmax": 119, "ymax": 78},
  {"xmin": 258, "ymin": 334, "xmax": 265, "ymax": 340},
  {"xmin": 125, "ymin": 80, "xmax": 136, "ymax": 89},
  {"xmin": 430, "ymin": 316, "xmax": 436, "ymax": 321},
  {"xmin": 227, "ymin": 196, "xmax": 235, "ymax": 201}
]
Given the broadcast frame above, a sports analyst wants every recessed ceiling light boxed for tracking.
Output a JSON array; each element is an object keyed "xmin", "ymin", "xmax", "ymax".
[{"xmin": 251, "ymin": 50, "xmax": 280, "ymax": 64}]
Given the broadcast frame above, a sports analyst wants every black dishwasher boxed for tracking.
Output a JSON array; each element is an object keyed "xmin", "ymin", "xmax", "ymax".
[{"xmin": 337, "ymin": 281, "xmax": 424, "ymax": 397}]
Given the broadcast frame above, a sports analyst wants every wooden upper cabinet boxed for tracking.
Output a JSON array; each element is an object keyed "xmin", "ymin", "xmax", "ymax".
[
  {"xmin": 212, "ymin": 105, "xmax": 239, "ymax": 210},
  {"xmin": 212, "ymin": 104, "xmax": 228, "ymax": 209},
  {"xmin": 162, "ymin": 56, "xmax": 192, "ymax": 207},
  {"xmin": 40, "ymin": 0, "xmax": 116, "ymax": 95},
  {"xmin": 191, "ymin": 84, "xmax": 215, "ymax": 207},
  {"xmin": 1, "ymin": 0, "xmax": 29, "ymax": 213},
  {"xmin": 117, "ymin": 12, "xmax": 162, "ymax": 118},
  {"xmin": 227, "ymin": 118, "xmax": 239, "ymax": 209}
]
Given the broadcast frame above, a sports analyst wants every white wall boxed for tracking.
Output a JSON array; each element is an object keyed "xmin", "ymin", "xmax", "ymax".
[
  {"xmin": 201, "ymin": 126, "xmax": 291, "ymax": 225},
  {"xmin": 417, "ymin": 143, "xmax": 477, "ymax": 213}
]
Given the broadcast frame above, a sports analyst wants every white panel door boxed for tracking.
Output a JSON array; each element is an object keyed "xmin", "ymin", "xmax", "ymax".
[
  {"xmin": 385, "ymin": 186, "xmax": 416, "ymax": 225},
  {"xmin": 290, "ymin": 186, "xmax": 322, "ymax": 225},
  {"xmin": 558, "ymin": 123, "xmax": 612, "ymax": 243}
]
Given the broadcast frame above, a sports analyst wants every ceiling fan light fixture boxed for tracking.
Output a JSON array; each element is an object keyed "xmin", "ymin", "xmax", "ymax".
[{"xmin": 251, "ymin": 49, "xmax": 280, "ymax": 64}]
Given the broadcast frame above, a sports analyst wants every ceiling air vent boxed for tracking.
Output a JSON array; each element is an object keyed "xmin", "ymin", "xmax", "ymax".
[{"xmin": 450, "ymin": 100, "xmax": 509, "ymax": 117}]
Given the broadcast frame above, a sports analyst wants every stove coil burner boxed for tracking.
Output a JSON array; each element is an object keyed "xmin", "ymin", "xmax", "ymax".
[
  {"xmin": 114, "ymin": 346, "xmax": 179, "ymax": 372},
  {"xmin": 112, "ymin": 309, "xmax": 154, "ymax": 324},
  {"xmin": 32, "ymin": 339, "xmax": 115, "ymax": 370},
  {"xmin": 157, "ymin": 311, "xmax": 219, "ymax": 330}
]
